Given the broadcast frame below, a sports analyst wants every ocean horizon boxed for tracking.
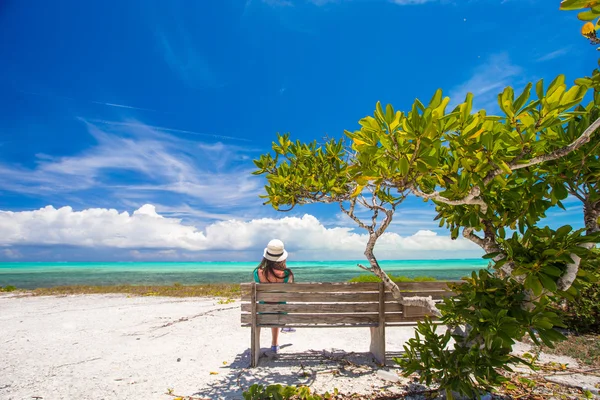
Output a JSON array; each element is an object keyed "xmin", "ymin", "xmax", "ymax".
[{"xmin": 0, "ymin": 259, "xmax": 489, "ymax": 289}]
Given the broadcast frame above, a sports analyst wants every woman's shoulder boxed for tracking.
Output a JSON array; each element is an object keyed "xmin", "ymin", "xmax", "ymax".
[{"xmin": 256, "ymin": 268, "xmax": 273, "ymax": 283}]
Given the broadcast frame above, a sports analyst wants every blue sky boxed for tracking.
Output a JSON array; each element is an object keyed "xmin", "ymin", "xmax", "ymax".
[{"xmin": 0, "ymin": 0, "xmax": 592, "ymax": 261}]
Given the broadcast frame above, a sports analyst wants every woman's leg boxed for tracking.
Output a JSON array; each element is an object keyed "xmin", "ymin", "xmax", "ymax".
[{"xmin": 271, "ymin": 327, "xmax": 279, "ymax": 346}]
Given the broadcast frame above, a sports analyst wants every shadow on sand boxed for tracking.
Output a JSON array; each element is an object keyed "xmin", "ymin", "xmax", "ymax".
[{"xmin": 191, "ymin": 348, "xmax": 408, "ymax": 399}]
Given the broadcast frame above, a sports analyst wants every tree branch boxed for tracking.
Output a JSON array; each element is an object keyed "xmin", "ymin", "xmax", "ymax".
[
  {"xmin": 370, "ymin": 193, "xmax": 379, "ymax": 231},
  {"xmin": 557, "ymin": 241, "xmax": 595, "ymax": 292},
  {"xmin": 462, "ymin": 226, "xmax": 515, "ymax": 276},
  {"xmin": 565, "ymin": 182, "xmax": 587, "ymax": 203},
  {"xmin": 347, "ymin": 197, "xmax": 441, "ymax": 317},
  {"xmin": 340, "ymin": 199, "xmax": 370, "ymax": 231},
  {"xmin": 411, "ymin": 185, "xmax": 488, "ymax": 213},
  {"xmin": 375, "ymin": 208, "xmax": 394, "ymax": 238},
  {"xmin": 357, "ymin": 263, "xmax": 373, "ymax": 272},
  {"xmin": 462, "ymin": 227, "xmax": 485, "ymax": 248},
  {"xmin": 555, "ymin": 203, "xmax": 600, "ymax": 291},
  {"xmin": 557, "ymin": 254, "xmax": 582, "ymax": 292},
  {"xmin": 584, "ymin": 202, "xmax": 600, "ymax": 235},
  {"xmin": 410, "ymin": 116, "xmax": 600, "ymax": 213},
  {"xmin": 483, "ymin": 115, "xmax": 600, "ymax": 184}
]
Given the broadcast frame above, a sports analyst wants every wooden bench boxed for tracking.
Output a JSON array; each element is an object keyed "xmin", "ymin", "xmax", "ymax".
[{"xmin": 241, "ymin": 281, "xmax": 456, "ymax": 367}]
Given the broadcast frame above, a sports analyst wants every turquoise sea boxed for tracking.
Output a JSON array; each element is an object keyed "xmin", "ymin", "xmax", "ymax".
[{"xmin": 0, "ymin": 259, "xmax": 489, "ymax": 289}]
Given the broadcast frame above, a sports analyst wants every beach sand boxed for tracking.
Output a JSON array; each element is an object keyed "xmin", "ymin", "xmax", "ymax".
[{"xmin": 0, "ymin": 293, "xmax": 595, "ymax": 400}]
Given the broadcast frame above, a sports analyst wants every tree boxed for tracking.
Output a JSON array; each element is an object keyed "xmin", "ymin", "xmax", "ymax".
[
  {"xmin": 560, "ymin": 1, "xmax": 600, "ymax": 238},
  {"xmin": 253, "ymin": 4, "xmax": 600, "ymax": 396},
  {"xmin": 254, "ymin": 78, "xmax": 596, "ymax": 298},
  {"xmin": 561, "ymin": 0, "xmax": 600, "ymax": 50}
]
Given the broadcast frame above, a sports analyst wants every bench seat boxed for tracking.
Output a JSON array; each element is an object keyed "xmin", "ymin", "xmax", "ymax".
[{"xmin": 240, "ymin": 281, "xmax": 456, "ymax": 367}]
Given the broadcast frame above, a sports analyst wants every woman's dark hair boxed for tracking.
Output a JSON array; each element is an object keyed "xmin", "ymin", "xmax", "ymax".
[{"xmin": 255, "ymin": 258, "xmax": 294, "ymax": 282}]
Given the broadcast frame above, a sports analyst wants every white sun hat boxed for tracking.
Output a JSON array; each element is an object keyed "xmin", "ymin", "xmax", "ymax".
[{"xmin": 263, "ymin": 239, "xmax": 288, "ymax": 262}]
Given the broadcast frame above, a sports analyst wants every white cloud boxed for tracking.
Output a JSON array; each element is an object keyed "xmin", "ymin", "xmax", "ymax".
[
  {"xmin": 308, "ymin": 0, "xmax": 340, "ymax": 5},
  {"xmin": 0, "ymin": 205, "xmax": 207, "ymax": 250},
  {"xmin": 18, "ymin": 90, "xmax": 158, "ymax": 112},
  {"xmin": 88, "ymin": 120, "xmax": 251, "ymax": 142},
  {"xmin": 262, "ymin": 0, "xmax": 294, "ymax": 6},
  {"xmin": 156, "ymin": 29, "xmax": 219, "ymax": 88},
  {"xmin": 536, "ymin": 48, "xmax": 570, "ymax": 62},
  {"xmin": 149, "ymin": 203, "xmax": 243, "ymax": 223},
  {"xmin": 448, "ymin": 53, "xmax": 523, "ymax": 111},
  {"xmin": 0, "ymin": 119, "xmax": 262, "ymax": 208},
  {"xmin": 391, "ymin": 0, "xmax": 436, "ymax": 4},
  {"xmin": 0, "ymin": 204, "xmax": 481, "ymax": 260},
  {"xmin": 2, "ymin": 249, "xmax": 22, "ymax": 259}
]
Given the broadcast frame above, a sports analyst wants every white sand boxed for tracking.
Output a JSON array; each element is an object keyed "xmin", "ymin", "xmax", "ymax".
[
  {"xmin": 1, "ymin": 293, "xmax": 595, "ymax": 400},
  {"xmin": 0, "ymin": 293, "xmax": 422, "ymax": 400}
]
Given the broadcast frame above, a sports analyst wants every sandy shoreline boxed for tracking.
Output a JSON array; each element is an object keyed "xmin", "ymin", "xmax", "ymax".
[
  {"xmin": 0, "ymin": 293, "xmax": 424, "ymax": 399},
  {"xmin": 1, "ymin": 293, "xmax": 596, "ymax": 400}
]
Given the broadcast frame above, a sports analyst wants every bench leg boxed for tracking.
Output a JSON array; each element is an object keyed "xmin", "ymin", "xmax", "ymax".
[
  {"xmin": 370, "ymin": 326, "xmax": 386, "ymax": 365},
  {"xmin": 251, "ymin": 326, "xmax": 261, "ymax": 367}
]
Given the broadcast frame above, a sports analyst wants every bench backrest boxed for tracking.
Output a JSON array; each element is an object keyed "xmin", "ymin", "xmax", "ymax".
[{"xmin": 240, "ymin": 281, "xmax": 457, "ymax": 328}]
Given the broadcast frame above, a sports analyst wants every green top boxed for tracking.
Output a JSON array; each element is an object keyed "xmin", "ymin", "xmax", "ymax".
[{"xmin": 253, "ymin": 268, "xmax": 290, "ymax": 283}]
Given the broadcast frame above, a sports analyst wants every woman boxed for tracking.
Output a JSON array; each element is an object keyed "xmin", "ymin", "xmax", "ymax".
[{"xmin": 253, "ymin": 239, "xmax": 295, "ymax": 353}]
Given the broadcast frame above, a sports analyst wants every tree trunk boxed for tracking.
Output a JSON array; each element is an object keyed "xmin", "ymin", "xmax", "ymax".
[
  {"xmin": 364, "ymin": 235, "xmax": 441, "ymax": 318},
  {"xmin": 557, "ymin": 201, "xmax": 599, "ymax": 291},
  {"xmin": 584, "ymin": 201, "xmax": 600, "ymax": 235}
]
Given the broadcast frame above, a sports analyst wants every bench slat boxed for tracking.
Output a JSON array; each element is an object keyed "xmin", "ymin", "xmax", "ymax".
[
  {"xmin": 254, "ymin": 292, "xmax": 380, "ymax": 303},
  {"xmin": 384, "ymin": 291, "xmax": 454, "ymax": 301},
  {"xmin": 241, "ymin": 281, "xmax": 457, "ymax": 293},
  {"xmin": 241, "ymin": 312, "xmax": 435, "ymax": 325},
  {"xmin": 254, "ymin": 313, "xmax": 379, "ymax": 325},
  {"xmin": 241, "ymin": 304, "xmax": 431, "ymax": 316},
  {"xmin": 241, "ymin": 302, "xmax": 390, "ymax": 313},
  {"xmin": 385, "ymin": 320, "xmax": 442, "ymax": 326},
  {"xmin": 241, "ymin": 323, "xmax": 379, "ymax": 328},
  {"xmin": 240, "ymin": 303, "xmax": 435, "ymax": 315},
  {"xmin": 254, "ymin": 282, "xmax": 379, "ymax": 292},
  {"xmin": 240, "ymin": 302, "xmax": 428, "ymax": 313},
  {"xmin": 403, "ymin": 306, "xmax": 431, "ymax": 318},
  {"xmin": 241, "ymin": 291, "xmax": 453, "ymax": 302},
  {"xmin": 240, "ymin": 319, "xmax": 434, "ymax": 327}
]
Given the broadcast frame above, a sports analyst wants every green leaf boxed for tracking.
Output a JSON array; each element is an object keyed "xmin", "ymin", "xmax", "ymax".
[
  {"xmin": 429, "ymin": 88, "xmax": 443, "ymax": 108},
  {"xmin": 483, "ymin": 252, "xmax": 501, "ymax": 259},
  {"xmin": 556, "ymin": 225, "xmax": 573, "ymax": 238},
  {"xmin": 543, "ymin": 265, "xmax": 563, "ymax": 277},
  {"xmin": 351, "ymin": 184, "xmax": 364, "ymax": 198},
  {"xmin": 536, "ymin": 79, "xmax": 544, "ymax": 100},
  {"xmin": 462, "ymin": 93, "xmax": 473, "ymax": 122},
  {"xmin": 577, "ymin": 9, "xmax": 600, "ymax": 20},
  {"xmin": 399, "ymin": 157, "xmax": 409, "ymax": 175},
  {"xmin": 513, "ymin": 83, "xmax": 532, "ymax": 112},
  {"xmin": 498, "ymin": 226, "xmax": 506, "ymax": 238},
  {"xmin": 498, "ymin": 87, "xmax": 515, "ymax": 117},
  {"xmin": 560, "ymin": 0, "xmax": 600, "ymax": 11},
  {"xmin": 561, "ymin": 85, "xmax": 586, "ymax": 107},
  {"xmin": 575, "ymin": 77, "xmax": 593, "ymax": 87},
  {"xmin": 497, "ymin": 160, "xmax": 513, "ymax": 174},
  {"xmin": 451, "ymin": 226, "xmax": 459, "ymax": 240},
  {"xmin": 468, "ymin": 128, "xmax": 484, "ymax": 139},
  {"xmin": 375, "ymin": 101, "xmax": 385, "ymax": 123},
  {"xmin": 547, "ymin": 75, "xmax": 566, "ymax": 97},
  {"xmin": 553, "ymin": 184, "xmax": 569, "ymax": 200},
  {"xmin": 539, "ymin": 273, "xmax": 558, "ymax": 292},
  {"xmin": 529, "ymin": 276, "xmax": 544, "ymax": 296},
  {"xmin": 385, "ymin": 103, "xmax": 394, "ymax": 124}
]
